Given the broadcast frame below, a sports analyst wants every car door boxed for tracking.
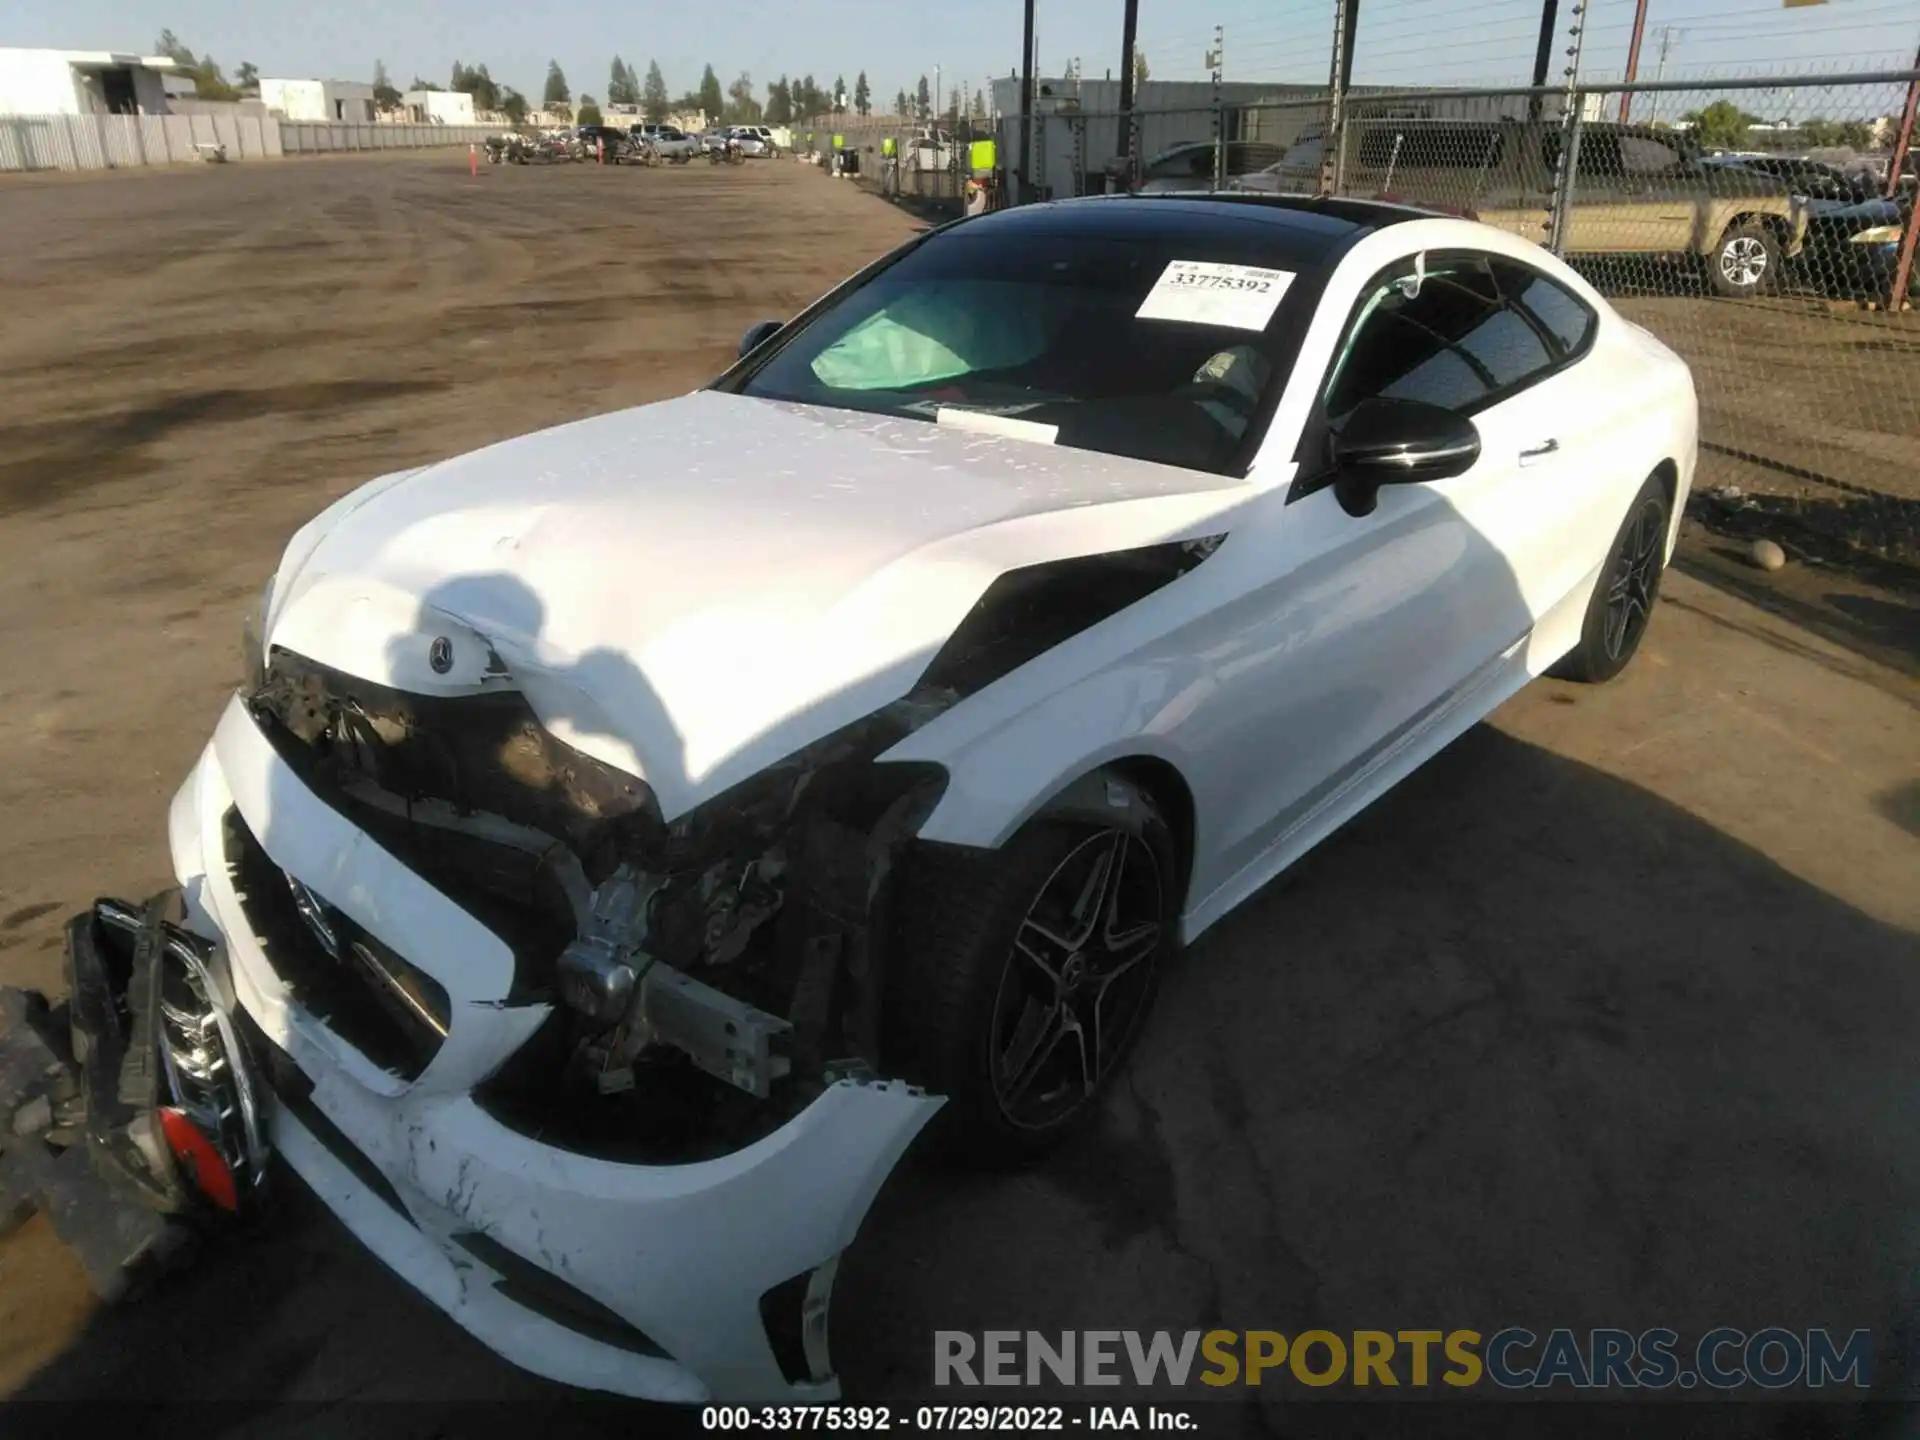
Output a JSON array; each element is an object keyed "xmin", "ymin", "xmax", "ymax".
[{"xmin": 1200, "ymin": 249, "xmax": 1587, "ymax": 892}]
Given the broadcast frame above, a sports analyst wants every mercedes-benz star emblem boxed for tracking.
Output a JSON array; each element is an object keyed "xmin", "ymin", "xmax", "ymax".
[{"xmin": 428, "ymin": 636, "xmax": 454, "ymax": 674}]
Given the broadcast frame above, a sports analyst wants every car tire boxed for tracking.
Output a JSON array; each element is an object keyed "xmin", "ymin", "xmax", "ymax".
[
  {"xmin": 1550, "ymin": 474, "xmax": 1670, "ymax": 684},
  {"xmin": 887, "ymin": 789, "xmax": 1177, "ymax": 1164},
  {"xmin": 1709, "ymin": 222, "xmax": 1779, "ymax": 298}
]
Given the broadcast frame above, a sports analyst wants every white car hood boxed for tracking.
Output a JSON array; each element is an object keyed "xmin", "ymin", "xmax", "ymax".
[{"xmin": 266, "ymin": 390, "xmax": 1248, "ymax": 819}]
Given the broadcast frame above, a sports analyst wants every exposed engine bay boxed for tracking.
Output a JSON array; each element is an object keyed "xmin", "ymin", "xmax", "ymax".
[{"xmin": 245, "ymin": 648, "xmax": 954, "ymax": 1159}]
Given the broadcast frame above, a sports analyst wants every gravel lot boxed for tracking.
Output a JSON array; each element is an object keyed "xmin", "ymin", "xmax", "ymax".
[{"xmin": 1, "ymin": 155, "xmax": 1916, "ymax": 1436}]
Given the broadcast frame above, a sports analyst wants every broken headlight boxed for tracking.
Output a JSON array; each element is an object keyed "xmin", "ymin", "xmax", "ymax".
[{"xmin": 240, "ymin": 577, "xmax": 274, "ymax": 692}]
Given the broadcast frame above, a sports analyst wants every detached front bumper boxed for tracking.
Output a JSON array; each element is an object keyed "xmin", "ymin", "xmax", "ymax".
[{"xmin": 167, "ymin": 694, "xmax": 941, "ymax": 1403}]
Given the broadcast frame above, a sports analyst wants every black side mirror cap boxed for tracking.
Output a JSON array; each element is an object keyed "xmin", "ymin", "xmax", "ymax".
[
  {"xmin": 1329, "ymin": 397, "xmax": 1481, "ymax": 518},
  {"xmin": 739, "ymin": 320, "xmax": 783, "ymax": 359}
]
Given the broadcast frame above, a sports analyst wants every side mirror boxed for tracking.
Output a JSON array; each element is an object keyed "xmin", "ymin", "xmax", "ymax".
[
  {"xmin": 739, "ymin": 320, "xmax": 783, "ymax": 359},
  {"xmin": 1329, "ymin": 397, "xmax": 1481, "ymax": 518}
]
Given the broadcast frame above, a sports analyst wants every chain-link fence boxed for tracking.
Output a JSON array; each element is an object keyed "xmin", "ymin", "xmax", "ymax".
[{"xmin": 1017, "ymin": 70, "xmax": 1918, "ymax": 567}]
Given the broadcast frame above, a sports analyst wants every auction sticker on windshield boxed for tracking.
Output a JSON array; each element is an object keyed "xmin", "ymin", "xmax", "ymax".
[{"xmin": 1135, "ymin": 260, "xmax": 1296, "ymax": 331}]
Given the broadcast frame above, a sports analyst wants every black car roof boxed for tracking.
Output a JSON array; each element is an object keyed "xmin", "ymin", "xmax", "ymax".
[{"xmin": 954, "ymin": 193, "xmax": 1429, "ymax": 266}]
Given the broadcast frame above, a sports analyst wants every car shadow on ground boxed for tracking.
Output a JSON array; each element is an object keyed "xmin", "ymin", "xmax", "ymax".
[{"xmin": 14, "ymin": 724, "xmax": 1919, "ymax": 1440}]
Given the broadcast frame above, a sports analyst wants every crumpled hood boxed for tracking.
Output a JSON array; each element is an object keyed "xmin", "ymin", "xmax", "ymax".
[{"xmin": 265, "ymin": 390, "xmax": 1247, "ymax": 819}]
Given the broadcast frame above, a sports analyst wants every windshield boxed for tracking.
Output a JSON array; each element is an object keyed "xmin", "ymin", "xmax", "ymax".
[{"xmin": 732, "ymin": 225, "xmax": 1320, "ymax": 474}]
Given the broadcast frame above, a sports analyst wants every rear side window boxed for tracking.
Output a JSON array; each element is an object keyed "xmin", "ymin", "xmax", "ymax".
[
  {"xmin": 1325, "ymin": 253, "xmax": 1586, "ymax": 420},
  {"xmin": 1356, "ymin": 125, "xmax": 1502, "ymax": 170},
  {"xmin": 1493, "ymin": 260, "xmax": 1597, "ymax": 357}
]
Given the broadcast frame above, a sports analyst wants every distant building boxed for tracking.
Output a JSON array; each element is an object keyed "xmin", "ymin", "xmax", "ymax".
[
  {"xmin": 0, "ymin": 46, "xmax": 178, "ymax": 116},
  {"xmin": 401, "ymin": 89, "xmax": 476, "ymax": 125},
  {"xmin": 259, "ymin": 78, "xmax": 376, "ymax": 123},
  {"xmin": 667, "ymin": 108, "xmax": 708, "ymax": 133}
]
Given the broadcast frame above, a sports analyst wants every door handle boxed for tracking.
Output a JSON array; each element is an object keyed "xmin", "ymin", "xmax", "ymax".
[{"xmin": 1519, "ymin": 439, "xmax": 1559, "ymax": 465}]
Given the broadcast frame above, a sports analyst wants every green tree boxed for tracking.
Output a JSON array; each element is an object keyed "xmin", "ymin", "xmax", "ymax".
[
  {"xmin": 1801, "ymin": 117, "xmax": 1871, "ymax": 150},
  {"xmin": 698, "ymin": 63, "xmax": 724, "ymax": 121},
  {"xmin": 544, "ymin": 59, "xmax": 570, "ymax": 107},
  {"xmin": 153, "ymin": 30, "xmax": 238, "ymax": 100},
  {"xmin": 500, "ymin": 87, "xmax": 528, "ymax": 124},
  {"xmin": 372, "ymin": 58, "xmax": 401, "ymax": 111},
  {"xmin": 1682, "ymin": 99, "xmax": 1761, "ymax": 150},
  {"xmin": 915, "ymin": 74, "xmax": 931, "ymax": 120},
  {"xmin": 235, "ymin": 61, "xmax": 257, "ymax": 90},
  {"xmin": 1134, "ymin": 49, "xmax": 1149, "ymax": 86},
  {"xmin": 895, "ymin": 87, "xmax": 908, "ymax": 117},
  {"xmin": 577, "ymin": 95, "xmax": 603, "ymax": 126},
  {"xmin": 854, "ymin": 71, "xmax": 871, "ymax": 117},
  {"xmin": 798, "ymin": 76, "xmax": 820, "ymax": 118},
  {"xmin": 643, "ymin": 61, "xmax": 669, "ymax": 121},
  {"xmin": 608, "ymin": 58, "xmax": 635, "ymax": 106},
  {"xmin": 766, "ymin": 76, "xmax": 792, "ymax": 125},
  {"xmin": 947, "ymin": 86, "xmax": 960, "ymax": 125},
  {"xmin": 831, "ymin": 75, "xmax": 847, "ymax": 114},
  {"xmin": 971, "ymin": 88, "xmax": 986, "ymax": 118},
  {"xmin": 726, "ymin": 71, "xmax": 760, "ymax": 124}
]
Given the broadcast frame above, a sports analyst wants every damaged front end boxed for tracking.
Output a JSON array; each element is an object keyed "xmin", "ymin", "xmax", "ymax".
[{"xmin": 245, "ymin": 647, "xmax": 953, "ymax": 1161}]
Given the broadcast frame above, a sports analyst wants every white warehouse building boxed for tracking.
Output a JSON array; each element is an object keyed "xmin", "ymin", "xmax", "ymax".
[
  {"xmin": 401, "ymin": 89, "xmax": 475, "ymax": 125},
  {"xmin": 0, "ymin": 47, "xmax": 178, "ymax": 116},
  {"xmin": 259, "ymin": 77, "xmax": 376, "ymax": 124}
]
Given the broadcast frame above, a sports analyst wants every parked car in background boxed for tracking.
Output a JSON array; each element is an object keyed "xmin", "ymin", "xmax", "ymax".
[
  {"xmin": 1239, "ymin": 119, "xmax": 1808, "ymax": 298},
  {"xmin": 1799, "ymin": 189, "xmax": 1915, "ymax": 298},
  {"xmin": 728, "ymin": 126, "xmax": 771, "ymax": 158},
  {"xmin": 700, "ymin": 128, "xmax": 733, "ymax": 155},
  {"xmin": 1133, "ymin": 139, "xmax": 1286, "ymax": 194},
  {"xmin": 574, "ymin": 124, "xmax": 634, "ymax": 162},
  {"xmin": 633, "ymin": 123, "xmax": 700, "ymax": 162},
  {"xmin": 740, "ymin": 125, "xmax": 779, "ymax": 157},
  {"xmin": 1702, "ymin": 154, "xmax": 1869, "ymax": 205}
]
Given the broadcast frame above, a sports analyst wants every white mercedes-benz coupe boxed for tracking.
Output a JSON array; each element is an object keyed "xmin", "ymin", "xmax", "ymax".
[{"xmin": 154, "ymin": 195, "xmax": 1696, "ymax": 1403}]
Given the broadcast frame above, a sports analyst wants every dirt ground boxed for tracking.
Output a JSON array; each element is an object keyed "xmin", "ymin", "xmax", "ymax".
[{"xmin": 1, "ymin": 155, "xmax": 1917, "ymax": 1434}]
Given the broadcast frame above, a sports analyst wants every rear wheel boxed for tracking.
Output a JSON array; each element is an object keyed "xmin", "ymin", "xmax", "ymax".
[
  {"xmin": 1551, "ymin": 474, "xmax": 1670, "ymax": 684},
  {"xmin": 888, "ymin": 790, "xmax": 1176, "ymax": 1163},
  {"xmin": 1709, "ymin": 222, "xmax": 1779, "ymax": 298}
]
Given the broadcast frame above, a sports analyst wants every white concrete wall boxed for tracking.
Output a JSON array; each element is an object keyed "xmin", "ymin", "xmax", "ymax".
[
  {"xmin": 402, "ymin": 90, "xmax": 476, "ymax": 125},
  {"xmin": 261, "ymin": 77, "xmax": 327, "ymax": 121},
  {"xmin": 0, "ymin": 113, "xmax": 498, "ymax": 170},
  {"xmin": 0, "ymin": 51, "xmax": 84, "ymax": 116}
]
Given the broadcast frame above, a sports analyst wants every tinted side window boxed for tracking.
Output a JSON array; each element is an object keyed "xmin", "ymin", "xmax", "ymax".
[
  {"xmin": 1619, "ymin": 135, "xmax": 1684, "ymax": 175},
  {"xmin": 1491, "ymin": 259, "xmax": 1597, "ymax": 357},
  {"xmin": 1326, "ymin": 257, "xmax": 1558, "ymax": 419}
]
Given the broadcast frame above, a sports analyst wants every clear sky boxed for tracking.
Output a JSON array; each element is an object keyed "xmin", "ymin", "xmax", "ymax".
[{"xmin": 3, "ymin": 0, "xmax": 1915, "ymax": 110}]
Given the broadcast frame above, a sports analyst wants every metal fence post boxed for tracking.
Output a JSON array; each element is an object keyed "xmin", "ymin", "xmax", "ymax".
[
  {"xmin": 1548, "ymin": 100, "xmax": 1584, "ymax": 256},
  {"xmin": 1546, "ymin": 1, "xmax": 1590, "ymax": 255}
]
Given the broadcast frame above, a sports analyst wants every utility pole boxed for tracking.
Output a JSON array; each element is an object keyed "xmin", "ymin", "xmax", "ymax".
[
  {"xmin": 1018, "ymin": 0, "xmax": 1036, "ymax": 200},
  {"xmin": 1209, "ymin": 26, "xmax": 1225, "ymax": 189},
  {"xmin": 1646, "ymin": 26, "xmax": 1675, "ymax": 124},
  {"xmin": 1117, "ymin": 0, "xmax": 1141, "ymax": 184},
  {"xmin": 1529, "ymin": 0, "xmax": 1560, "ymax": 122},
  {"xmin": 1618, "ymin": 0, "xmax": 1650, "ymax": 122},
  {"xmin": 1884, "ymin": 39, "xmax": 1919, "ymax": 309}
]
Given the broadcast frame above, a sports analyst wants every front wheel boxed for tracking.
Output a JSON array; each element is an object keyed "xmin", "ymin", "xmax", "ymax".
[
  {"xmin": 1550, "ymin": 474, "xmax": 1670, "ymax": 684},
  {"xmin": 1709, "ymin": 222, "xmax": 1779, "ymax": 298},
  {"xmin": 887, "ymin": 790, "xmax": 1176, "ymax": 1163}
]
